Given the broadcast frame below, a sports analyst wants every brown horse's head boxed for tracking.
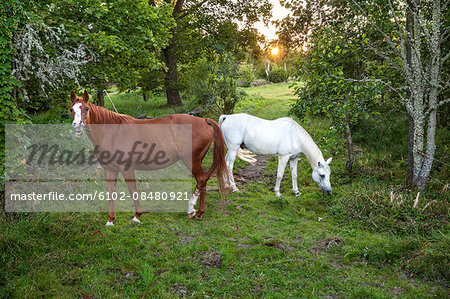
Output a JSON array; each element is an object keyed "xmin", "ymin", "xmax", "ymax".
[{"xmin": 70, "ymin": 90, "xmax": 90, "ymax": 135}]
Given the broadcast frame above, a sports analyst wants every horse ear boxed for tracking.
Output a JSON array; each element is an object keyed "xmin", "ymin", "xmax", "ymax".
[
  {"xmin": 326, "ymin": 157, "xmax": 333, "ymax": 165},
  {"xmin": 83, "ymin": 90, "xmax": 89, "ymax": 102},
  {"xmin": 70, "ymin": 91, "xmax": 77, "ymax": 103}
]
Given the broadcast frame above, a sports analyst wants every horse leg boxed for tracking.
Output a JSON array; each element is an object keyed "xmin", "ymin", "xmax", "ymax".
[
  {"xmin": 105, "ymin": 170, "xmax": 118, "ymax": 226},
  {"xmin": 188, "ymin": 187, "xmax": 200, "ymax": 218},
  {"xmin": 289, "ymin": 157, "xmax": 301, "ymax": 196},
  {"xmin": 225, "ymin": 146, "xmax": 240, "ymax": 192},
  {"xmin": 189, "ymin": 163, "xmax": 208, "ymax": 219},
  {"xmin": 274, "ymin": 155, "xmax": 289, "ymax": 197},
  {"xmin": 122, "ymin": 169, "xmax": 143, "ymax": 223}
]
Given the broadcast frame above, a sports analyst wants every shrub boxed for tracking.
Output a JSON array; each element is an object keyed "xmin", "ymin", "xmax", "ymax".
[
  {"xmin": 238, "ymin": 63, "xmax": 256, "ymax": 87},
  {"xmin": 268, "ymin": 67, "xmax": 288, "ymax": 83},
  {"xmin": 212, "ymin": 77, "xmax": 245, "ymax": 114},
  {"xmin": 187, "ymin": 58, "xmax": 245, "ymax": 116}
]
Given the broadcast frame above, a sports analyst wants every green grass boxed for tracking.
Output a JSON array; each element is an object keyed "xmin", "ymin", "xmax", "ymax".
[
  {"xmin": 104, "ymin": 89, "xmax": 191, "ymax": 118},
  {"xmin": 235, "ymin": 82, "xmax": 300, "ymax": 119},
  {"xmin": 1, "ymin": 83, "xmax": 449, "ymax": 297}
]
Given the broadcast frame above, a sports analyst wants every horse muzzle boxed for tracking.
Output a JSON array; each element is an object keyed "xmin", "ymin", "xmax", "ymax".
[
  {"xmin": 72, "ymin": 124, "xmax": 84, "ymax": 136},
  {"xmin": 322, "ymin": 188, "xmax": 332, "ymax": 195}
]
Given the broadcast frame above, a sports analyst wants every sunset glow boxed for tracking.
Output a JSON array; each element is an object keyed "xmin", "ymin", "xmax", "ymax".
[{"xmin": 271, "ymin": 47, "xmax": 279, "ymax": 55}]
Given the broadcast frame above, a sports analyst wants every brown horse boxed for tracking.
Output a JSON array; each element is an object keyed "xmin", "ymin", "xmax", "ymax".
[{"xmin": 70, "ymin": 90, "xmax": 228, "ymax": 226}]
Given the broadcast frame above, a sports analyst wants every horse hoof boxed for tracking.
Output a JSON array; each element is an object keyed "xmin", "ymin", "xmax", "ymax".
[
  {"xmin": 275, "ymin": 192, "xmax": 281, "ymax": 198},
  {"xmin": 188, "ymin": 212, "xmax": 196, "ymax": 219},
  {"xmin": 294, "ymin": 191, "xmax": 301, "ymax": 197},
  {"xmin": 194, "ymin": 213, "xmax": 203, "ymax": 219},
  {"xmin": 232, "ymin": 188, "xmax": 240, "ymax": 192},
  {"xmin": 105, "ymin": 221, "xmax": 114, "ymax": 226},
  {"xmin": 132, "ymin": 216, "xmax": 140, "ymax": 224}
]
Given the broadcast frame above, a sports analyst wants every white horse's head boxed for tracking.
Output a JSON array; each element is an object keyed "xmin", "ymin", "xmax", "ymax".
[{"xmin": 311, "ymin": 157, "xmax": 332, "ymax": 194}]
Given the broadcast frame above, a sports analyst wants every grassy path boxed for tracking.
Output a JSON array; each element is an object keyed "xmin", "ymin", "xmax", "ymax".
[{"xmin": 1, "ymin": 83, "xmax": 447, "ymax": 297}]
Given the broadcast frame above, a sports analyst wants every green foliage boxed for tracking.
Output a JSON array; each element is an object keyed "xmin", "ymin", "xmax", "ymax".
[
  {"xmin": 187, "ymin": 57, "xmax": 245, "ymax": 115},
  {"xmin": 11, "ymin": 0, "xmax": 175, "ymax": 112},
  {"xmin": 139, "ymin": 69, "xmax": 165, "ymax": 95},
  {"xmin": 268, "ymin": 66, "xmax": 288, "ymax": 83},
  {"xmin": 290, "ymin": 28, "xmax": 383, "ymax": 165},
  {"xmin": 237, "ymin": 63, "xmax": 256, "ymax": 87},
  {"xmin": 0, "ymin": 1, "xmax": 27, "ymax": 196},
  {"xmin": 0, "ymin": 0, "xmax": 26, "ymax": 123}
]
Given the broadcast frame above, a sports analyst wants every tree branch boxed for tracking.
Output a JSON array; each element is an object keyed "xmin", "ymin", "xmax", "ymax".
[
  {"xmin": 365, "ymin": 42, "xmax": 404, "ymax": 75},
  {"xmin": 329, "ymin": 75, "xmax": 407, "ymax": 102},
  {"xmin": 425, "ymin": 98, "xmax": 450, "ymax": 116},
  {"xmin": 350, "ymin": 0, "xmax": 402, "ymax": 56}
]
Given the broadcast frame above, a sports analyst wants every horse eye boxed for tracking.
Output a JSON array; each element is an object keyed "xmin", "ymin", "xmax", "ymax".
[
  {"xmin": 70, "ymin": 108, "xmax": 73, "ymax": 112},
  {"xmin": 320, "ymin": 174, "xmax": 325, "ymax": 179},
  {"xmin": 85, "ymin": 107, "xmax": 89, "ymax": 111}
]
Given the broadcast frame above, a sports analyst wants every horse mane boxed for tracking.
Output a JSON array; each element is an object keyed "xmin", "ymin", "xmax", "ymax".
[
  {"xmin": 287, "ymin": 118, "xmax": 326, "ymax": 168},
  {"xmin": 87, "ymin": 102, "xmax": 137, "ymax": 124}
]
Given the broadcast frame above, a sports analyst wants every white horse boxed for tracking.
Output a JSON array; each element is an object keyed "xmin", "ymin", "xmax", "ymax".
[{"xmin": 219, "ymin": 113, "xmax": 332, "ymax": 197}]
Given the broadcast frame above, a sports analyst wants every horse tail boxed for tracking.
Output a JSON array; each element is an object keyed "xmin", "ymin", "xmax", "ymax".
[
  {"xmin": 236, "ymin": 148, "xmax": 257, "ymax": 164},
  {"xmin": 218, "ymin": 115, "xmax": 227, "ymax": 128},
  {"xmin": 205, "ymin": 118, "xmax": 229, "ymax": 203}
]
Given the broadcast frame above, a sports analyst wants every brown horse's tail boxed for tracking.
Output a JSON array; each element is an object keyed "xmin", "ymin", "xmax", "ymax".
[{"xmin": 205, "ymin": 118, "xmax": 229, "ymax": 204}]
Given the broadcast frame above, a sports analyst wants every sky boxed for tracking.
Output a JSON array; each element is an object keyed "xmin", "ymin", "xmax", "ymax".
[{"xmin": 254, "ymin": 0, "xmax": 291, "ymax": 41}]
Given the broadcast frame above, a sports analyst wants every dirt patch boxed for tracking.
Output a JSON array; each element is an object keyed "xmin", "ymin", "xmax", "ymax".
[
  {"xmin": 311, "ymin": 237, "xmax": 342, "ymax": 256},
  {"xmin": 174, "ymin": 231, "xmax": 194, "ymax": 245},
  {"xmin": 263, "ymin": 239, "xmax": 296, "ymax": 252},
  {"xmin": 171, "ymin": 283, "xmax": 189, "ymax": 297},
  {"xmin": 391, "ymin": 286, "xmax": 405, "ymax": 296},
  {"xmin": 105, "ymin": 267, "xmax": 122, "ymax": 274},
  {"xmin": 235, "ymin": 155, "xmax": 268, "ymax": 184},
  {"xmin": 237, "ymin": 243, "xmax": 256, "ymax": 249},
  {"xmin": 199, "ymin": 250, "xmax": 222, "ymax": 268},
  {"xmin": 329, "ymin": 262, "xmax": 348, "ymax": 270}
]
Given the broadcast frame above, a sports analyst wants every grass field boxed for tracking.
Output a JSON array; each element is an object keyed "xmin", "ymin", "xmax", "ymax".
[{"xmin": 1, "ymin": 83, "xmax": 449, "ymax": 297}]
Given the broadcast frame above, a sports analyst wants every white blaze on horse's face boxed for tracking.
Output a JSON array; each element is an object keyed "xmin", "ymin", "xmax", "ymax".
[
  {"xmin": 71, "ymin": 102, "xmax": 89, "ymax": 135},
  {"xmin": 72, "ymin": 103, "xmax": 83, "ymax": 128},
  {"xmin": 311, "ymin": 157, "xmax": 332, "ymax": 194},
  {"xmin": 70, "ymin": 90, "xmax": 90, "ymax": 136}
]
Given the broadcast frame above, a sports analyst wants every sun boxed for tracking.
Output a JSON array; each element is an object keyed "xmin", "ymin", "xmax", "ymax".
[{"xmin": 271, "ymin": 47, "xmax": 279, "ymax": 55}]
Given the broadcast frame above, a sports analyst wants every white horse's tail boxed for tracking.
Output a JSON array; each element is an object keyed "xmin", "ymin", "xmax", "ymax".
[
  {"xmin": 219, "ymin": 115, "xmax": 227, "ymax": 128},
  {"xmin": 220, "ymin": 115, "xmax": 256, "ymax": 163},
  {"xmin": 237, "ymin": 148, "xmax": 257, "ymax": 164}
]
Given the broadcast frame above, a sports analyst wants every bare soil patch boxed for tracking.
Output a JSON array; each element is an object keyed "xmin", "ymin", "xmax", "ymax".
[{"xmin": 235, "ymin": 155, "xmax": 268, "ymax": 184}]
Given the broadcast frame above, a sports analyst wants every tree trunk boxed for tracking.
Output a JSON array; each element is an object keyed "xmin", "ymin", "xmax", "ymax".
[
  {"xmin": 344, "ymin": 115, "xmax": 354, "ymax": 174},
  {"xmin": 405, "ymin": 1, "xmax": 415, "ymax": 189},
  {"xmin": 407, "ymin": 114, "xmax": 415, "ymax": 188},
  {"xmin": 142, "ymin": 91, "xmax": 148, "ymax": 102},
  {"xmin": 406, "ymin": 0, "xmax": 441, "ymax": 191},
  {"xmin": 161, "ymin": 42, "xmax": 183, "ymax": 106},
  {"xmin": 97, "ymin": 89, "xmax": 104, "ymax": 106},
  {"xmin": 158, "ymin": 0, "xmax": 185, "ymax": 106}
]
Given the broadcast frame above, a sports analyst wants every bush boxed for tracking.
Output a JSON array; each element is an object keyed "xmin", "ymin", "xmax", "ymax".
[
  {"xmin": 268, "ymin": 67, "xmax": 288, "ymax": 83},
  {"xmin": 187, "ymin": 58, "xmax": 245, "ymax": 116},
  {"xmin": 212, "ymin": 77, "xmax": 245, "ymax": 114},
  {"xmin": 238, "ymin": 63, "xmax": 256, "ymax": 87}
]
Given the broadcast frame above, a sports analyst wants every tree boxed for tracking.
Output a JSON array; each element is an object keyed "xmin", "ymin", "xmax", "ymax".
[
  {"xmin": 151, "ymin": 0, "xmax": 272, "ymax": 105},
  {"xmin": 291, "ymin": 28, "xmax": 382, "ymax": 174},
  {"xmin": 12, "ymin": 0, "xmax": 174, "ymax": 107},
  {"xmin": 282, "ymin": 0, "xmax": 449, "ymax": 190},
  {"xmin": 282, "ymin": 0, "xmax": 386, "ymax": 174},
  {"xmin": 349, "ymin": 0, "xmax": 449, "ymax": 190}
]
